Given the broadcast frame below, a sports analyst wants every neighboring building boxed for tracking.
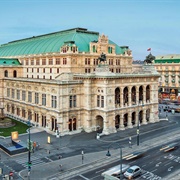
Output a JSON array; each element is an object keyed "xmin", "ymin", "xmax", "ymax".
[
  {"xmin": 0, "ymin": 28, "xmax": 160, "ymax": 135},
  {"xmin": 154, "ymin": 54, "xmax": 180, "ymax": 100}
]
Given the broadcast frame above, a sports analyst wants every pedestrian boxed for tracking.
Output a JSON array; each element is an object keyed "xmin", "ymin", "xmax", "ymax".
[{"xmin": 59, "ymin": 164, "xmax": 62, "ymax": 171}]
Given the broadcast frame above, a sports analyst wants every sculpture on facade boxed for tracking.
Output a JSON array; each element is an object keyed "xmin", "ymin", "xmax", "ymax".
[
  {"xmin": 98, "ymin": 53, "xmax": 106, "ymax": 63},
  {"xmin": 144, "ymin": 53, "xmax": 155, "ymax": 65}
]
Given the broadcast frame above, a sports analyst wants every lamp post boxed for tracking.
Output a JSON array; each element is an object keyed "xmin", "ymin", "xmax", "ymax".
[
  {"xmin": 27, "ymin": 115, "xmax": 32, "ymax": 179},
  {"xmin": 106, "ymin": 145, "xmax": 123, "ymax": 180}
]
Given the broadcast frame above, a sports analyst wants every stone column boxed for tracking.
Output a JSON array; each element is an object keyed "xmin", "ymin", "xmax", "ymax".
[
  {"xmin": 143, "ymin": 86, "xmax": 146, "ymax": 104},
  {"xmin": 149, "ymin": 107, "xmax": 155, "ymax": 123},
  {"xmin": 120, "ymin": 88, "xmax": 123, "ymax": 108},
  {"xmin": 128, "ymin": 87, "xmax": 132, "ymax": 106},
  {"xmin": 119, "ymin": 113, "xmax": 125, "ymax": 130},
  {"xmin": 142, "ymin": 109, "xmax": 147, "ymax": 124},
  {"xmin": 127, "ymin": 111, "xmax": 133, "ymax": 128}
]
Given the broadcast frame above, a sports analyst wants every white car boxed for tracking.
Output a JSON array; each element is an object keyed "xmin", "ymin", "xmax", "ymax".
[{"xmin": 124, "ymin": 165, "xmax": 141, "ymax": 179}]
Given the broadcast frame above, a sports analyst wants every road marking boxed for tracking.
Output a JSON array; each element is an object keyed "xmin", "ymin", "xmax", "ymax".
[
  {"xmin": 95, "ymin": 169, "xmax": 105, "ymax": 174},
  {"xmin": 149, "ymin": 161, "xmax": 153, "ymax": 164},
  {"xmin": 142, "ymin": 155, "xmax": 150, "ymax": 159},
  {"xmin": 168, "ymin": 166, "xmax": 173, "ymax": 171},
  {"xmin": 164, "ymin": 162, "xmax": 171, "ymax": 166},
  {"xmin": 156, "ymin": 162, "xmax": 162, "ymax": 167},
  {"xmin": 142, "ymin": 164, "xmax": 146, "ymax": 167},
  {"xmin": 151, "ymin": 169, "xmax": 157, "ymax": 173},
  {"xmin": 78, "ymin": 174, "xmax": 90, "ymax": 180}
]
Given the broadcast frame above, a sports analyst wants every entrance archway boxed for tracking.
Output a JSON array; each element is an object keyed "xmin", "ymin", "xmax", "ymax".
[
  {"xmin": 132, "ymin": 112, "xmax": 136, "ymax": 125},
  {"xmin": 124, "ymin": 113, "xmax": 128, "ymax": 127},
  {"xmin": 96, "ymin": 115, "xmax": 103, "ymax": 132},
  {"xmin": 115, "ymin": 115, "xmax": 120, "ymax": 129}
]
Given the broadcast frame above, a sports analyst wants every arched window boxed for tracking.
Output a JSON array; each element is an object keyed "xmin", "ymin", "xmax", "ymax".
[{"xmin": 4, "ymin": 70, "xmax": 8, "ymax": 77}]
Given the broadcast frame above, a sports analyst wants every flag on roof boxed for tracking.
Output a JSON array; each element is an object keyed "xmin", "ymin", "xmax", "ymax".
[{"xmin": 147, "ymin": 48, "xmax": 151, "ymax": 51}]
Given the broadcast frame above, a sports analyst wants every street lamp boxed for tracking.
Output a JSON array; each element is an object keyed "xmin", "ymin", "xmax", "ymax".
[
  {"xmin": 106, "ymin": 145, "xmax": 123, "ymax": 180},
  {"xmin": 27, "ymin": 114, "xmax": 32, "ymax": 179}
]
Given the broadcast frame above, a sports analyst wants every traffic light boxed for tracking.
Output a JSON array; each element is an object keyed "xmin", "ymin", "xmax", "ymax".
[{"xmin": 27, "ymin": 139, "xmax": 33, "ymax": 152}]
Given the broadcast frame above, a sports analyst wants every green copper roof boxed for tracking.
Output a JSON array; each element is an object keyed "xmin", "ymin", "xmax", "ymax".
[
  {"xmin": 0, "ymin": 58, "xmax": 21, "ymax": 65},
  {"xmin": 155, "ymin": 54, "xmax": 180, "ymax": 63},
  {"xmin": 0, "ymin": 28, "xmax": 124, "ymax": 56}
]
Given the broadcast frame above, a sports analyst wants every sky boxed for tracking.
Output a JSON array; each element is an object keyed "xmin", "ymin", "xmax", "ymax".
[{"xmin": 0, "ymin": 0, "xmax": 179, "ymax": 60}]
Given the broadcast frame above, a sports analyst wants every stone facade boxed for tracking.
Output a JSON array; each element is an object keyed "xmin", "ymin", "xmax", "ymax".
[{"xmin": 0, "ymin": 28, "xmax": 160, "ymax": 135}]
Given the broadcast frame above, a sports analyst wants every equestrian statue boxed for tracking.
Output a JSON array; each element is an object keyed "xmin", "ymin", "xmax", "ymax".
[
  {"xmin": 98, "ymin": 53, "xmax": 107, "ymax": 63},
  {"xmin": 144, "ymin": 53, "xmax": 155, "ymax": 65}
]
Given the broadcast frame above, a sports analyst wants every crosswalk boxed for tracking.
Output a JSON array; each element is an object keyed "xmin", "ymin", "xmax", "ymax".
[{"xmin": 15, "ymin": 155, "xmax": 50, "ymax": 168}]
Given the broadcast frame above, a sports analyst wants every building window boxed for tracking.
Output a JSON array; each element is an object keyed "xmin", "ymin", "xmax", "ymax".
[
  {"xmin": 4, "ymin": 70, "xmax": 8, "ymax": 77},
  {"xmin": 108, "ymin": 46, "xmax": 113, "ymax": 54},
  {"xmin": 31, "ymin": 59, "xmax": 34, "ymax": 65},
  {"xmin": 17, "ymin": 90, "xmax": 20, "ymax": 100},
  {"xmin": 22, "ymin": 109, "xmax": 26, "ymax": 118},
  {"xmin": 51, "ymin": 95, "xmax": 57, "ymax": 108},
  {"xmin": 50, "ymin": 68, "xmax": 52, "ymax": 73},
  {"xmin": 85, "ymin": 68, "xmax": 91, "ymax": 73},
  {"xmin": 22, "ymin": 90, "xmax": 26, "ymax": 101},
  {"xmin": 63, "ymin": 58, "xmax": 67, "ymax": 64},
  {"xmin": 28, "ymin": 91, "xmax": 32, "ymax": 102},
  {"xmin": 7, "ymin": 88, "xmax": 10, "ymax": 97},
  {"xmin": 17, "ymin": 107, "xmax": 20, "ymax": 116},
  {"xmin": 37, "ymin": 68, "xmax": 39, "ymax": 73},
  {"xmin": 42, "ymin": 94, "xmax": 46, "ymax": 106},
  {"xmin": 85, "ymin": 58, "xmax": 90, "ymax": 65},
  {"xmin": 43, "ymin": 68, "xmax": 45, "ymax": 73},
  {"xmin": 70, "ymin": 95, "xmax": 76, "ymax": 108},
  {"xmin": 57, "ymin": 68, "xmax": 60, "ymax": 73},
  {"xmin": 35, "ymin": 93, "xmax": 39, "ymax": 104},
  {"xmin": 36, "ymin": 59, "xmax": 40, "ymax": 65},
  {"xmin": 97, "ymin": 95, "xmax": 104, "ymax": 108},
  {"xmin": 42, "ymin": 59, "xmax": 46, "ymax": 65},
  {"xmin": 12, "ymin": 89, "xmax": 15, "ymax": 98},
  {"xmin": 56, "ymin": 58, "xmax": 60, "ymax": 65},
  {"xmin": 26, "ymin": 60, "xmax": 29, "ymax": 65},
  {"xmin": 101, "ymin": 96, "xmax": 104, "ymax": 107},
  {"xmin": 49, "ymin": 58, "xmax": 53, "ymax": 65},
  {"xmin": 27, "ymin": 68, "xmax": 28, "ymax": 72}
]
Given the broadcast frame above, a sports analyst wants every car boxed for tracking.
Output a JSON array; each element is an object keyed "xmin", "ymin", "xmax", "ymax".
[
  {"xmin": 124, "ymin": 165, "xmax": 141, "ymax": 179},
  {"xmin": 160, "ymin": 143, "xmax": 179, "ymax": 152},
  {"xmin": 101, "ymin": 164, "xmax": 130, "ymax": 178}
]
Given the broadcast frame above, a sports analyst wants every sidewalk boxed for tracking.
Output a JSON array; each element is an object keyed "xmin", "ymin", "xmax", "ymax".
[{"xmin": 19, "ymin": 129, "xmax": 180, "ymax": 180}]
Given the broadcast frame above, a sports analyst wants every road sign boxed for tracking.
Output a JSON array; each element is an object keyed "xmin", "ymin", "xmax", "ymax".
[{"xmin": 9, "ymin": 171, "xmax": 13, "ymax": 176}]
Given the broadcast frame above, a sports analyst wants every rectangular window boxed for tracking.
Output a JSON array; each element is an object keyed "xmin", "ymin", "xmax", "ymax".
[
  {"xmin": 42, "ymin": 59, "xmax": 46, "ymax": 65},
  {"xmin": 50, "ymin": 68, "xmax": 52, "ymax": 73},
  {"xmin": 35, "ymin": 93, "xmax": 39, "ymax": 104},
  {"xmin": 49, "ymin": 58, "xmax": 53, "ymax": 65},
  {"xmin": 36, "ymin": 59, "xmax": 40, "ymax": 65},
  {"xmin": 12, "ymin": 89, "xmax": 15, "ymax": 98},
  {"xmin": 22, "ymin": 90, "xmax": 26, "ymax": 101},
  {"xmin": 37, "ymin": 68, "xmax": 39, "ymax": 73},
  {"xmin": 56, "ymin": 58, "xmax": 60, "ymax": 65},
  {"xmin": 101, "ymin": 96, "xmax": 104, "ymax": 107},
  {"xmin": 28, "ymin": 91, "xmax": 32, "ymax": 102},
  {"xmin": 31, "ymin": 59, "xmax": 34, "ymax": 65},
  {"xmin": 51, "ymin": 95, "xmax": 57, "ymax": 108},
  {"xmin": 26, "ymin": 60, "xmax": 29, "ymax": 65},
  {"xmin": 7, "ymin": 88, "xmax": 10, "ymax": 97},
  {"xmin": 97, "ymin": 95, "xmax": 100, "ymax": 107},
  {"xmin": 69, "ymin": 95, "xmax": 77, "ymax": 108},
  {"xmin": 63, "ymin": 58, "xmax": 67, "ymax": 64},
  {"xmin": 22, "ymin": 109, "xmax": 26, "ymax": 118},
  {"xmin": 42, "ymin": 94, "xmax": 46, "ymax": 106},
  {"xmin": 17, "ymin": 90, "xmax": 20, "ymax": 100}
]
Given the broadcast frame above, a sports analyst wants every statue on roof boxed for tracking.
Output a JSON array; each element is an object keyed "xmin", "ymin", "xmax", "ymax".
[
  {"xmin": 98, "ymin": 53, "xmax": 106, "ymax": 63},
  {"xmin": 144, "ymin": 53, "xmax": 155, "ymax": 65}
]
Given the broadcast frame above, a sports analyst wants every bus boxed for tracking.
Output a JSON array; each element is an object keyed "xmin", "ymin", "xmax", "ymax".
[{"xmin": 101, "ymin": 164, "xmax": 130, "ymax": 179}]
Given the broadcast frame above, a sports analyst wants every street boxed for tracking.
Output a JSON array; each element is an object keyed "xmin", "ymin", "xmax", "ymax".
[{"xmin": 0, "ymin": 104, "xmax": 180, "ymax": 179}]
